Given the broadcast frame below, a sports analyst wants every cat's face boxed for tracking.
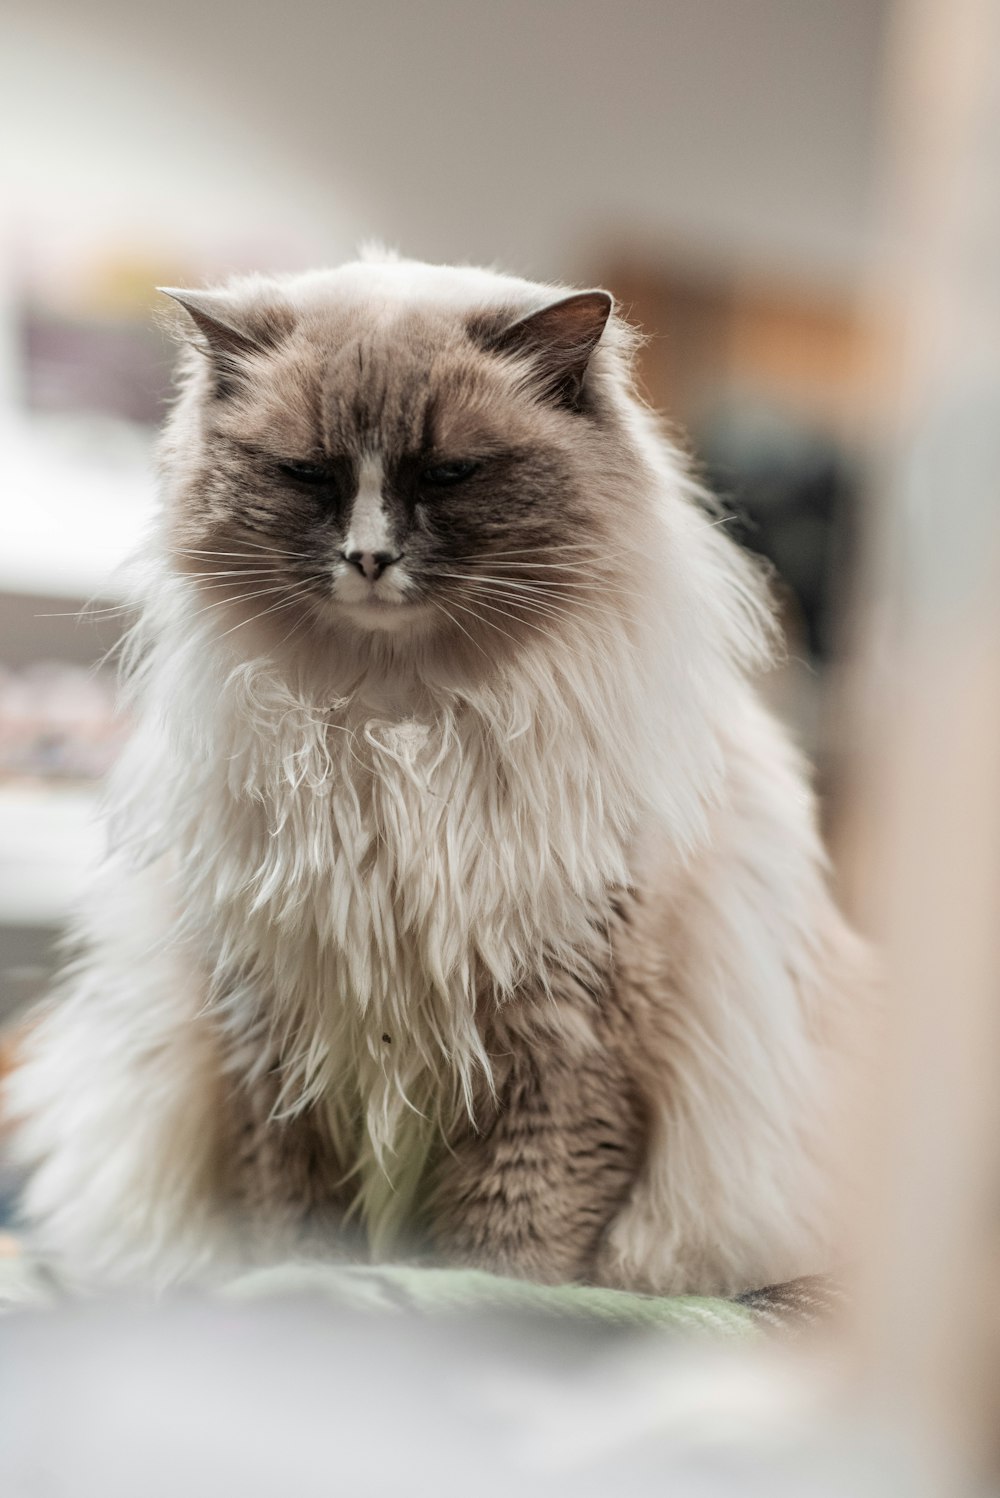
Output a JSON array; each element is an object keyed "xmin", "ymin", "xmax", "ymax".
[{"xmin": 162, "ymin": 262, "xmax": 643, "ymax": 677}]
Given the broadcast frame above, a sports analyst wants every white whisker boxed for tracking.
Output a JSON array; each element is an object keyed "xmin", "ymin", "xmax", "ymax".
[
  {"xmin": 185, "ymin": 576, "xmax": 322, "ymax": 626},
  {"xmin": 452, "ymin": 588, "xmax": 620, "ymax": 662},
  {"xmin": 447, "ymin": 578, "xmax": 628, "ymax": 635},
  {"xmin": 179, "ymin": 567, "xmax": 286, "ymax": 581},
  {"xmin": 438, "ymin": 569, "xmax": 631, "ymax": 606},
  {"xmin": 429, "ymin": 598, "xmax": 491, "ymax": 658},
  {"xmin": 440, "ymin": 585, "xmax": 619, "ymax": 671},
  {"xmin": 439, "ymin": 592, "xmax": 523, "ymax": 652},
  {"xmin": 214, "ymin": 579, "xmax": 321, "ymax": 640},
  {"xmin": 444, "ymin": 540, "xmax": 609, "ymax": 561},
  {"xmin": 174, "ymin": 544, "xmax": 312, "ymax": 563},
  {"xmin": 34, "ymin": 602, "xmax": 135, "ymax": 620}
]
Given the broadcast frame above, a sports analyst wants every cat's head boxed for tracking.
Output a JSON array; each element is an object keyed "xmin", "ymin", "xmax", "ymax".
[{"xmin": 159, "ymin": 257, "xmax": 654, "ymax": 682}]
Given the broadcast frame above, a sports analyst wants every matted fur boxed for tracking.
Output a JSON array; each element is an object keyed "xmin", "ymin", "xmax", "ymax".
[{"xmin": 5, "ymin": 253, "xmax": 862, "ymax": 1291}]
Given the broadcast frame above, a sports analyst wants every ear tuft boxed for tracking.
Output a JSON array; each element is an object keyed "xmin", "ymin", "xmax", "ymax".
[
  {"xmin": 158, "ymin": 288, "xmax": 258, "ymax": 359},
  {"xmin": 157, "ymin": 286, "xmax": 295, "ymax": 396},
  {"xmin": 479, "ymin": 291, "xmax": 613, "ymax": 409}
]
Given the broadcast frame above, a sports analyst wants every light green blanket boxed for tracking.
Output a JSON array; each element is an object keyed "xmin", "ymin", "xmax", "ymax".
[
  {"xmin": 223, "ymin": 1262, "xmax": 759, "ymax": 1336},
  {"xmin": 0, "ymin": 1246, "xmax": 757, "ymax": 1336}
]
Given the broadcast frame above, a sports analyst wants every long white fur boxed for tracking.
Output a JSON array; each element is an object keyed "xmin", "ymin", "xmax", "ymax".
[{"xmin": 6, "ymin": 256, "xmax": 853, "ymax": 1291}]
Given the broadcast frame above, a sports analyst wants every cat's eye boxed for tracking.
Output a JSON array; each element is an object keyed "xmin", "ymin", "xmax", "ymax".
[
  {"xmin": 421, "ymin": 459, "xmax": 480, "ymax": 486},
  {"xmin": 278, "ymin": 460, "xmax": 330, "ymax": 486}
]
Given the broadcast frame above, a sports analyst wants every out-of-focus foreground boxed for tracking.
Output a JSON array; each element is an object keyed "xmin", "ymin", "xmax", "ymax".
[{"xmin": 2, "ymin": 0, "xmax": 1000, "ymax": 1493}]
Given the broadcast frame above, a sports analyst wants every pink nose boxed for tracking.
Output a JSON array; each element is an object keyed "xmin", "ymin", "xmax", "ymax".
[{"xmin": 342, "ymin": 550, "xmax": 400, "ymax": 581}]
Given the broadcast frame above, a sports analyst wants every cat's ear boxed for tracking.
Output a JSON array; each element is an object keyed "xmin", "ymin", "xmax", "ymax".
[
  {"xmin": 479, "ymin": 291, "xmax": 613, "ymax": 409},
  {"xmin": 157, "ymin": 287, "xmax": 294, "ymax": 396}
]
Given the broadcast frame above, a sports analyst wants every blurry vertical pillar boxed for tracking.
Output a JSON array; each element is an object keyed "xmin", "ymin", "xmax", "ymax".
[{"xmin": 847, "ymin": 0, "xmax": 1000, "ymax": 1478}]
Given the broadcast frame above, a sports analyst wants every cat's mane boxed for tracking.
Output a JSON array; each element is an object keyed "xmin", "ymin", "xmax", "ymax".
[
  {"xmin": 9, "ymin": 258, "xmax": 852, "ymax": 1291},
  {"xmin": 111, "ymin": 361, "xmax": 773, "ymax": 1247}
]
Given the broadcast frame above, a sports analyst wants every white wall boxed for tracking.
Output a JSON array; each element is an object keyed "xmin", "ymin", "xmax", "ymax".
[{"xmin": 2, "ymin": 0, "xmax": 889, "ymax": 287}]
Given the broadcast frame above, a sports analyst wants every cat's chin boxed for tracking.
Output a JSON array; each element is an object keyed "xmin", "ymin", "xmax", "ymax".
[{"xmin": 331, "ymin": 597, "xmax": 435, "ymax": 636}]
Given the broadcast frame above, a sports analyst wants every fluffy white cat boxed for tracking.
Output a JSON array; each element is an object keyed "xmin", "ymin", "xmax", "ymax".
[{"xmin": 5, "ymin": 254, "xmax": 863, "ymax": 1292}]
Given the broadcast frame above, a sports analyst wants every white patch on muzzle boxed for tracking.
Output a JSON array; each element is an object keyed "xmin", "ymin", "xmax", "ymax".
[{"xmin": 343, "ymin": 454, "xmax": 389, "ymax": 557}]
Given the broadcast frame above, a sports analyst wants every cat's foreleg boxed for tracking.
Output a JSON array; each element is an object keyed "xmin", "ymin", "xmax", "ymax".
[
  {"xmin": 8, "ymin": 969, "xmax": 350, "ymax": 1286},
  {"xmin": 426, "ymin": 1006, "xmax": 645, "ymax": 1284},
  {"xmin": 224, "ymin": 1040, "xmax": 352, "ymax": 1263}
]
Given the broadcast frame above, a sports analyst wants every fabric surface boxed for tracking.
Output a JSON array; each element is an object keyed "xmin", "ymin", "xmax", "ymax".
[
  {"xmin": 222, "ymin": 1261, "xmax": 760, "ymax": 1336},
  {"xmin": 0, "ymin": 1230, "xmax": 840, "ymax": 1333},
  {"xmin": 0, "ymin": 1239, "xmax": 758, "ymax": 1336}
]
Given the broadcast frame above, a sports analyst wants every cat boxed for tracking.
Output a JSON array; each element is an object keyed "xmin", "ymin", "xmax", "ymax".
[{"xmin": 4, "ymin": 251, "xmax": 862, "ymax": 1292}]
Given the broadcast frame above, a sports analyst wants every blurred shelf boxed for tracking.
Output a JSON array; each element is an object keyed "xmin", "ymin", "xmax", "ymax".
[{"xmin": 0, "ymin": 784, "xmax": 101, "ymax": 927}]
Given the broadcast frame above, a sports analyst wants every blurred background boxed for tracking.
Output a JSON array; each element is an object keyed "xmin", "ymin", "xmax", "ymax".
[{"xmin": 3, "ymin": 2, "xmax": 1000, "ymax": 1488}]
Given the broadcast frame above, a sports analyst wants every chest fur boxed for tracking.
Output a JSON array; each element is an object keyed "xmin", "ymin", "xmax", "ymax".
[
  {"xmin": 199, "ymin": 705, "xmax": 627, "ymax": 1008},
  {"xmin": 174, "ymin": 695, "xmax": 632, "ymax": 1248}
]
